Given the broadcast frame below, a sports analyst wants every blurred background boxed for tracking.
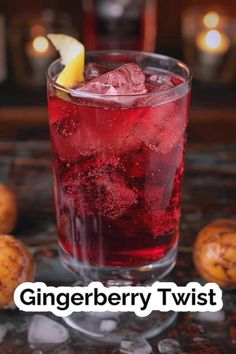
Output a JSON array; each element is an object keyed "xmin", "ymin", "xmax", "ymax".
[
  {"xmin": 0, "ymin": 0, "xmax": 236, "ymax": 142},
  {"xmin": 0, "ymin": 3, "xmax": 236, "ymax": 352}
]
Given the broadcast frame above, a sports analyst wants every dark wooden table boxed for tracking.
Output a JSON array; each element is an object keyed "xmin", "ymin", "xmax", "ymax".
[{"xmin": 0, "ymin": 106, "xmax": 236, "ymax": 354}]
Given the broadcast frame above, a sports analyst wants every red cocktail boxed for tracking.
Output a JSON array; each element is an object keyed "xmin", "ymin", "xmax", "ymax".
[
  {"xmin": 48, "ymin": 52, "xmax": 191, "ymax": 276},
  {"xmin": 47, "ymin": 50, "xmax": 191, "ymax": 341}
]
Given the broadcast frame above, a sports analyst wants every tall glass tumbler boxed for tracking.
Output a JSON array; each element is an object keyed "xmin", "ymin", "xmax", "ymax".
[{"xmin": 47, "ymin": 51, "xmax": 192, "ymax": 342}]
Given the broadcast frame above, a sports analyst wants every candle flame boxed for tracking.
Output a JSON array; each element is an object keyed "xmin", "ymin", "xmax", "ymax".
[
  {"xmin": 33, "ymin": 36, "xmax": 49, "ymax": 53},
  {"xmin": 196, "ymin": 29, "xmax": 230, "ymax": 55},
  {"xmin": 203, "ymin": 11, "xmax": 220, "ymax": 29},
  {"xmin": 205, "ymin": 30, "xmax": 222, "ymax": 49}
]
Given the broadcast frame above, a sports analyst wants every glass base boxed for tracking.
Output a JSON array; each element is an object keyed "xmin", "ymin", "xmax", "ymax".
[
  {"xmin": 59, "ymin": 244, "xmax": 177, "ymax": 286},
  {"xmin": 61, "ymin": 246, "xmax": 178, "ymax": 343},
  {"xmin": 64, "ymin": 310, "xmax": 177, "ymax": 344}
]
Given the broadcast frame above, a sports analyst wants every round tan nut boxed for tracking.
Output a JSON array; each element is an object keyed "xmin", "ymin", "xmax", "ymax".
[
  {"xmin": 193, "ymin": 219, "xmax": 236, "ymax": 288},
  {"xmin": 0, "ymin": 235, "xmax": 35, "ymax": 308},
  {"xmin": 0, "ymin": 183, "xmax": 18, "ymax": 234}
]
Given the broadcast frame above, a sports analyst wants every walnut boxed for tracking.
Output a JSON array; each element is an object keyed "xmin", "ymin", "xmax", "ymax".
[
  {"xmin": 193, "ymin": 219, "xmax": 236, "ymax": 288},
  {"xmin": 0, "ymin": 235, "xmax": 35, "ymax": 308},
  {"xmin": 0, "ymin": 183, "xmax": 18, "ymax": 234}
]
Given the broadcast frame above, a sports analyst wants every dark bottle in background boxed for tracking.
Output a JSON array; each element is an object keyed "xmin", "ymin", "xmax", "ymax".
[{"xmin": 82, "ymin": 0, "xmax": 158, "ymax": 52}]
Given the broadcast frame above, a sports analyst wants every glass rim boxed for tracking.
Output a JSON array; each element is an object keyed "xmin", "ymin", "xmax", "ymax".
[{"xmin": 47, "ymin": 49, "xmax": 192, "ymax": 99}]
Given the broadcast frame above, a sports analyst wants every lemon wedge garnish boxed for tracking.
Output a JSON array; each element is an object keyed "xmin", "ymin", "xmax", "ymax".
[{"xmin": 47, "ymin": 34, "xmax": 85, "ymax": 87}]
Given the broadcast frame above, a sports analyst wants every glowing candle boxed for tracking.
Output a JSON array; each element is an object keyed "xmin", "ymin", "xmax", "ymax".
[
  {"xmin": 196, "ymin": 29, "xmax": 231, "ymax": 80},
  {"xmin": 196, "ymin": 30, "xmax": 230, "ymax": 55},
  {"xmin": 203, "ymin": 11, "xmax": 220, "ymax": 29},
  {"xmin": 26, "ymin": 36, "xmax": 54, "ymax": 59},
  {"xmin": 26, "ymin": 35, "xmax": 54, "ymax": 85},
  {"xmin": 32, "ymin": 35, "xmax": 50, "ymax": 54}
]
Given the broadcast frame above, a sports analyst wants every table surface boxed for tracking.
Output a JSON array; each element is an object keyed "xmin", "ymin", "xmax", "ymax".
[{"xmin": 0, "ymin": 114, "xmax": 236, "ymax": 353}]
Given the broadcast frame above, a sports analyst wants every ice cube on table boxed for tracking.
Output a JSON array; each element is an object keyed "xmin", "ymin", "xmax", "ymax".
[
  {"xmin": 28, "ymin": 315, "xmax": 69, "ymax": 344},
  {"xmin": 0, "ymin": 324, "xmax": 7, "ymax": 342},
  {"xmin": 158, "ymin": 338, "xmax": 181, "ymax": 353},
  {"xmin": 195, "ymin": 310, "xmax": 225, "ymax": 322},
  {"xmin": 120, "ymin": 333, "xmax": 153, "ymax": 354},
  {"xmin": 79, "ymin": 63, "xmax": 147, "ymax": 96},
  {"xmin": 100, "ymin": 319, "xmax": 118, "ymax": 333}
]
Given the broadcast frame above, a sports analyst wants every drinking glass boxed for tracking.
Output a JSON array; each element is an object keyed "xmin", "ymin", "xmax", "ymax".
[{"xmin": 47, "ymin": 51, "xmax": 192, "ymax": 343}]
